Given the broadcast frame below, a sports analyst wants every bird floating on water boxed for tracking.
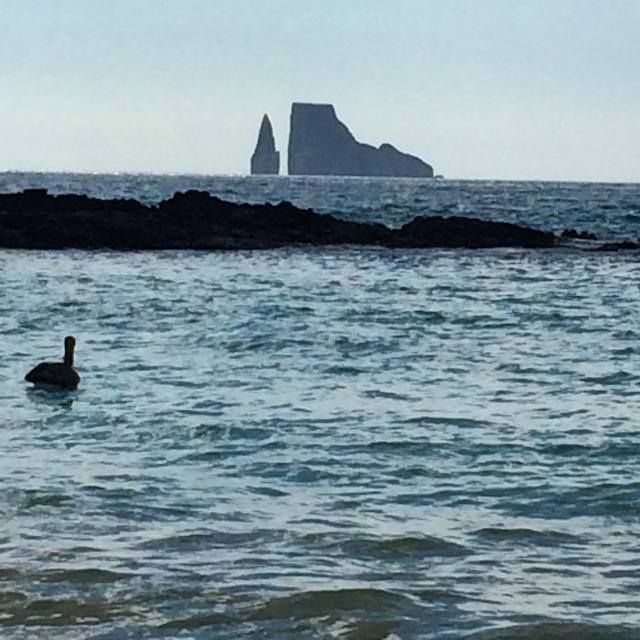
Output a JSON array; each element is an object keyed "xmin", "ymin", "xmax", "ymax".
[{"xmin": 25, "ymin": 336, "xmax": 81, "ymax": 390}]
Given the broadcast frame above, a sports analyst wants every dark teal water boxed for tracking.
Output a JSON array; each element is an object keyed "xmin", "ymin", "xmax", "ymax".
[{"xmin": 2, "ymin": 175, "xmax": 640, "ymax": 638}]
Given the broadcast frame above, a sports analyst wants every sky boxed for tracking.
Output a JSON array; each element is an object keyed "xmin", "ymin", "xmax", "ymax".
[{"xmin": 0, "ymin": 0, "xmax": 638, "ymax": 182}]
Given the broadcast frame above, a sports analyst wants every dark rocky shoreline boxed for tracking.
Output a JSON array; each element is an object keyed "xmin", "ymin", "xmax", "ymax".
[{"xmin": 0, "ymin": 188, "xmax": 631, "ymax": 251}]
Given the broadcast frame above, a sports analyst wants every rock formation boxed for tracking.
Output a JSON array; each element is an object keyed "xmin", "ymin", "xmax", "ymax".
[
  {"xmin": 287, "ymin": 103, "xmax": 433, "ymax": 178},
  {"xmin": 250, "ymin": 114, "xmax": 280, "ymax": 175},
  {"xmin": 0, "ymin": 189, "xmax": 558, "ymax": 250}
]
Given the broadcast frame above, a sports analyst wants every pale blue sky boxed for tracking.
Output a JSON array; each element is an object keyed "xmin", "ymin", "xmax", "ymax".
[{"xmin": 1, "ymin": 0, "xmax": 638, "ymax": 181}]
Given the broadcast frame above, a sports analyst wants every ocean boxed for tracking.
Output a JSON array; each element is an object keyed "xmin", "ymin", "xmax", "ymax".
[{"xmin": 2, "ymin": 172, "xmax": 640, "ymax": 639}]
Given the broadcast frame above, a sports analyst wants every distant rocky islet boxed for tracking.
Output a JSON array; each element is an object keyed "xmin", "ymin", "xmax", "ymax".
[{"xmin": 251, "ymin": 102, "xmax": 433, "ymax": 178}]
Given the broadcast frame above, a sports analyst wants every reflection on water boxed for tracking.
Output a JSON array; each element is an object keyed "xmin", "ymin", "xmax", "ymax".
[{"xmin": 26, "ymin": 387, "xmax": 76, "ymax": 409}]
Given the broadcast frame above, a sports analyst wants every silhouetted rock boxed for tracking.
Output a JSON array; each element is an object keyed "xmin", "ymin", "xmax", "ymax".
[
  {"xmin": 390, "ymin": 216, "xmax": 556, "ymax": 249},
  {"xmin": 288, "ymin": 103, "xmax": 433, "ymax": 178},
  {"xmin": 592, "ymin": 240, "xmax": 640, "ymax": 251},
  {"xmin": 560, "ymin": 228, "xmax": 598, "ymax": 240},
  {"xmin": 0, "ymin": 189, "xmax": 559, "ymax": 251},
  {"xmin": 250, "ymin": 114, "xmax": 280, "ymax": 175}
]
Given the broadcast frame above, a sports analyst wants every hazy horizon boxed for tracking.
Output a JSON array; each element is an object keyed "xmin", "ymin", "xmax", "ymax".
[{"xmin": 1, "ymin": 1, "xmax": 638, "ymax": 183}]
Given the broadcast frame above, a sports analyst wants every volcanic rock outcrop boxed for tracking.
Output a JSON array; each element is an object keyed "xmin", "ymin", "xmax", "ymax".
[
  {"xmin": 0, "ymin": 189, "xmax": 558, "ymax": 250},
  {"xmin": 250, "ymin": 114, "xmax": 280, "ymax": 175},
  {"xmin": 287, "ymin": 103, "xmax": 433, "ymax": 178}
]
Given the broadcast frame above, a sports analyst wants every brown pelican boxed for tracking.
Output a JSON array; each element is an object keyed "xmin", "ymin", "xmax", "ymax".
[{"xmin": 25, "ymin": 336, "xmax": 81, "ymax": 390}]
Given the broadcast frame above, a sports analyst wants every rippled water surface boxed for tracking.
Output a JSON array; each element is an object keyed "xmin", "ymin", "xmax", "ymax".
[{"xmin": 2, "ymin": 175, "xmax": 640, "ymax": 639}]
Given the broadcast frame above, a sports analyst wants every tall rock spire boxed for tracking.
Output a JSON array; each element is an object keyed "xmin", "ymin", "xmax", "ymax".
[{"xmin": 250, "ymin": 114, "xmax": 280, "ymax": 175}]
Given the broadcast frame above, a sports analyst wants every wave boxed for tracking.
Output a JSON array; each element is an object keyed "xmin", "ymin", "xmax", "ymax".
[
  {"xmin": 463, "ymin": 621, "xmax": 640, "ymax": 639},
  {"xmin": 158, "ymin": 588, "xmax": 419, "ymax": 637},
  {"xmin": 472, "ymin": 527, "xmax": 582, "ymax": 547},
  {"xmin": 300, "ymin": 532, "xmax": 470, "ymax": 559},
  {"xmin": 581, "ymin": 371, "xmax": 639, "ymax": 385},
  {"xmin": 251, "ymin": 587, "xmax": 412, "ymax": 620},
  {"xmin": 137, "ymin": 529, "xmax": 273, "ymax": 551},
  {"xmin": 21, "ymin": 490, "xmax": 74, "ymax": 509},
  {"xmin": 36, "ymin": 568, "xmax": 133, "ymax": 584},
  {"xmin": 502, "ymin": 481, "xmax": 640, "ymax": 520},
  {"xmin": 0, "ymin": 593, "xmax": 120, "ymax": 628}
]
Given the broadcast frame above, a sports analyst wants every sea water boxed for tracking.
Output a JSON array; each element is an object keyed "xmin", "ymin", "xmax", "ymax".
[{"xmin": 1, "ymin": 174, "xmax": 640, "ymax": 639}]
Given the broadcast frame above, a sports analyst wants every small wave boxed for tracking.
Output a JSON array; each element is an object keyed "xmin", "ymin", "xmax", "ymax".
[
  {"xmin": 152, "ymin": 587, "xmax": 426, "ymax": 637},
  {"xmin": 0, "ymin": 594, "xmax": 120, "ymax": 627},
  {"xmin": 0, "ymin": 590, "xmax": 27, "ymax": 609},
  {"xmin": 612, "ymin": 346, "xmax": 636, "ymax": 357},
  {"xmin": 246, "ymin": 461, "xmax": 341, "ymax": 484},
  {"xmin": 286, "ymin": 464, "xmax": 342, "ymax": 483},
  {"xmin": 602, "ymin": 564, "xmax": 640, "ymax": 579},
  {"xmin": 416, "ymin": 588, "xmax": 475, "ymax": 604},
  {"xmin": 463, "ymin": 621, "xmax": 640, "ymax": 639},
  {"xmin": 502, "ymin": 482, "xmax": 640, "ymax": 519},
  {"xmin": 367, "ymin": 439, "xmax": 432, "ymax": 453},
  {"xmin": 451, "ymin": 315, "xmax": 516, "ymax": 329},
  {"xmin": 361, "ymin": 389, "xmax": 418, "ymax": 401},
  {"xmin": 304, "ymin": 533, "xmax": 470, "ymax": 559},
  {"xmin": 246, "ymin": 486, "xmax": 290, "ymax": 498},
  {"xmin": 597, "ymin": 440, "xmax": 640, "ymax": 459},
  {"xmin": 536, "ymin": 442, "xmax": 597, "ymax": 456},
  {"xmin": 324, "ymin": 365, "xmax": 369, "ymax": 375},
  {"xmin": 495, "ymin": 364, "xmax": 574, "ymax": 383},
  {"xmin": 159, "ymin": 612, "xmax": 234, "ymax": 629},
  {"xmin": 472, "ymin": 527, "xmax": 582, "ymax": 547},
  {"xmin": 137, "ymin": 529, "xmax": 274, "ymax": 552},
  {"xmin": 539, "ymin": 408, "xmax": 590, "ymax": 419},
  {"xmin": 403, "ymin": 415, "xmax": 493, "ymax": 429},
  {"xmin": 181, "ymin": 449, "xmax": 230, "ymax": 463},
  {"xmin": 495, "ymin": 363, "xmax": 542, "ymax": 375},
  {"xmin": 190, "ymin": 423, "xmax": 227, "ymax": 440},
  {"xmin": 81, "ymin": 484, "xmax": 144, "ymax": 500},
  {"xmin": 0, "ymin": 568, "xmax": 20, "ymax": 579},
  {"xmin": 250, "ymin": 588, "xmax": 413, "ymax": 621},
  {"xmin": 38, "ymin": 568, "xmax": 133, "ymax": 584},
  {"xmin": 22, "ymin": 490, "xmax": 73, "ymax": 509},
  {"xmin": 227, "ymin": 425, "xmax": 274, "ymax": 442},
  {"xmin": 581, "ymin": 371, "xmax": 638, "ymax": 385}
]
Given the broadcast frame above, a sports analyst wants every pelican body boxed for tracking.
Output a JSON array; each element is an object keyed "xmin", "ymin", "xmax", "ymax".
[{"xmin": 25, "ymin": 336, "xmax": 80, "ymax": 390}]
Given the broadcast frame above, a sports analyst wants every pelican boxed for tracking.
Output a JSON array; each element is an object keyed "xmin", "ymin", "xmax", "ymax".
[{"xmin": 25, "ymin": 336, "xmax": 81, "ymax": 390}]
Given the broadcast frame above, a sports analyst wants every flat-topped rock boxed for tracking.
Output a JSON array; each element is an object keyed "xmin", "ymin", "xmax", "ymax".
[{"xmin": 287, "ymin": 103, "xmax": 433, "ymax": 178}]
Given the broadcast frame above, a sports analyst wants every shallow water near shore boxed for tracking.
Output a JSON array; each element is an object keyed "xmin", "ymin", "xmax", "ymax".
[{"xmin": 2, "ymin": 175, "xmax": 640, "ymax": 638}]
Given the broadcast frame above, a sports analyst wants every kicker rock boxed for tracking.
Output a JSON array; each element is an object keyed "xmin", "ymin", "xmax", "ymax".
[
  {"xmin": 287, "ymin": 103, "xmax": 433, "ymax": 178},
  {"xmin": 250, "ymin": 114, "xmax": 280, "ymax": 175}
]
